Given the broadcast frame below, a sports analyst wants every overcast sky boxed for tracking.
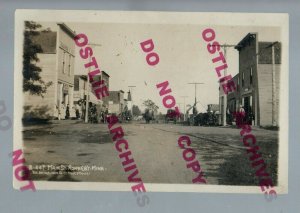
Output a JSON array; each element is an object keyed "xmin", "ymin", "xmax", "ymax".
[{"xmin": 41, "ymin": 22, "xmax": 281, "ymax": 113}]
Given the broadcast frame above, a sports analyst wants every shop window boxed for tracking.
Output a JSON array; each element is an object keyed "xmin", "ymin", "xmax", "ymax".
[
  {"xmin": 74, "ymin": 76, "xmax": 79, "ymax": 91},
  {"xmin": 68, "ymin": 55, "xmax": 71, "ymax": 76},
  {"xmin": 242, "ymin": 72, "xmax": 245, "ymax": 87},
  {"xmin": 62, "ymin": 51, "xmax": 66, "ymax": 73}
]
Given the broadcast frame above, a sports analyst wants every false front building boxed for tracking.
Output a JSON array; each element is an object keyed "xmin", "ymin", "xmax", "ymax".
[
  {"xmin": 73, "ymin": 71, "xmax": 110, "ymax": 118},
  {"xmin": 23, "ymin": 23, "xmax": 76, "ymax": 120},
  {"xmin": 104, "ymin": 90, "xmax": 125, "ymax": 115},
  {"xmin": 220, "ymin": 33, "xmax": 281, "ymax": 127}
]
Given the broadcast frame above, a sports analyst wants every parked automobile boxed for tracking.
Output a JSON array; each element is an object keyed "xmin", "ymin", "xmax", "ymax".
[
  {"xmin": 165, "ymin": 109, "xmax": 178, "ymax": 124},
  {"xmin": 194, "ymin": 112, "xmax": 218, "ymax": 126}
]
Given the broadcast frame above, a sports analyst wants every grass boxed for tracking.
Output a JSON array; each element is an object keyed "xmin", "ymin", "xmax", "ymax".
[
  {"xmin": 217, "ymin": 134, "xmax": 278, "ymax": 186},
  {"xmin": 261, "ymin": 125, "xmax": 279, "ymax": 131}
]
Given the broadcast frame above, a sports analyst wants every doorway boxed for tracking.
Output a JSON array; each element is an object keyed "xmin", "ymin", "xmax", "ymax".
[{"xmin": 243, "ymin": 96, "xmax": 253, "ymax": 125}]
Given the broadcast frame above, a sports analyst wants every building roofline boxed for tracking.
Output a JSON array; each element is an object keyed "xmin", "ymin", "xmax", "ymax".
[
  {"xmin": 102, "ymin": 70, "xmax": 110, "ymax": 77},
  {"xmin": 235, "ymin": 33, "xmax": 257, "ymax": 51},
  {"xmin": 218, "ymin": 73, "xmax": 239, "ymax": 83},
  {"xmin": 109, "ymin": 90, "xmax": 125, "ymax": 93},
  {"xmin": 57, "ymin": 23, "xmax": 76, "ymax": 38}
]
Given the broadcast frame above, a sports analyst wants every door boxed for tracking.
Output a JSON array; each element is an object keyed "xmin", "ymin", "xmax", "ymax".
[{"xmin": 243, "ymin": 96, "xmax": 253, "ymax": 125}]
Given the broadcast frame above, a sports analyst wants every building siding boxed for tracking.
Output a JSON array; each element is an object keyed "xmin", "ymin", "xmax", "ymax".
[
  {"xmin": 257, "ymin": 64, "xmax": 280, "ymax": 126},
  {"xmin": 57, "ymin": 27, "xmax": 75, "ymax": 86},
  {"xmin": 23, "ymin": 23, "xmax": 76, "ymax": 120},
  {"xmin": 220, "ymin": 33, "xmax": 281, "ymax": 127},
  {"xmin": 23, "ymin": 54, "xmax": 57, "ymax": 119}
]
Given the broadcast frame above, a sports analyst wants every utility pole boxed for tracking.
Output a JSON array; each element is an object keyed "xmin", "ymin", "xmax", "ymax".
[
  {"xmin": 85, "ymin": 43, "xmax": 102, "ymax": 123},
  {"xmin": 188, "ymin": 83, "xmax": 204, "ymax": 125},
  {"xmin": 269, "ymin": 42, "xmax": 278, "ymax": 126},
  {"xmin": 176, "ymin": 102, "xmax": 183, "ymax": 121},
  {"xmin": 212, "ymin": 44, "xmax": 237, "ymax": 126},
  {"xmin": 188, "ymin": 83, "xmax": 204, "ymax": 105},
  {"xmin": 181, "ymin": 96, "xmax": 188, "ymax": 121},
  {"xmin": 84, "ymin": 57, "xmax": 91, "ymax": 123}
]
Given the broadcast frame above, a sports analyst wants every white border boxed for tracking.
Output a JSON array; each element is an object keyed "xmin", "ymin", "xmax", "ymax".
[{"xmin": 14, "ymin": 10, "xmax": 288, "ymax": 194}]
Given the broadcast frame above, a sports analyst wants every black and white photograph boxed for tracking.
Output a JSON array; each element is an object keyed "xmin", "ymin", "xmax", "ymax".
[{"xmin": 14, "ymin": 10, "xmax": 288, "ymax": 194}]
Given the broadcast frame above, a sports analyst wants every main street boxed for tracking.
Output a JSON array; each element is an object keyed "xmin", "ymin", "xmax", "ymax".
[{"xmin": 23, "ymin": 120, "xmax": 278, "ymax": 185}]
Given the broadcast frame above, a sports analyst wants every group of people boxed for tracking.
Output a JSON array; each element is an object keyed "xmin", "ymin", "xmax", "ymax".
[
  {"xmin": 87, "ymin": 103, "xmax": 109, "ymax": 124},
  {"xmin": 227, "ymin": 105, "xmax": 254, "ymax": 125},
  {"xmin": 55, "ymin": 102, "xmax": 107, "ymax": 122},
  {"xmin": 55, "ymin": 101, "xmax": 134, "ymax": 124},
  {"xmin": 56, "ymin": 103, "xmax": 71, "ymax": 120}
]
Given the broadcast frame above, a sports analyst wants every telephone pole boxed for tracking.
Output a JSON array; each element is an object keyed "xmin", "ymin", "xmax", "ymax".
[
  {"xmin": 188, "ymin": 83, "xmax": 204, "ymax": 105},
  {"xmin": 271, "ymin": 42, "xmax": 278, "ymax": 126},
  {"xmin": 181, "ymin": 96, "xmax": 188, "ymax": 121},
  {"xmin": 188, "ymin": 82, "xmax": 204, "ymax": 119},
  {"xmin": 212, "ymin": 43, "xmax": 237, "ymax": 126},
  {"xmin": 85, "ymin": 43, "xmax": 102, "ymax": 123}
]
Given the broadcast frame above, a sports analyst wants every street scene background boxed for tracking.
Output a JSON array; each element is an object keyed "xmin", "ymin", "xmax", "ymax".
[{"xmin": 21, "ymin": 21, "xmax": 281, "ymax": 186}]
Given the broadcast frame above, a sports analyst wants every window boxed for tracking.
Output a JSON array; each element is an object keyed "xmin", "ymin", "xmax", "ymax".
[
  {"xmin": 250, "ymin": 67, "xmax": 253, "ymax": 85},
  {"xmin": 237, "ymin": 76, "xmax": 240, "ymax": 92},
  {"xmin": 74, "ymin": 76, "xmax": 79, "ymax": 91},
  {"xmin": 68, "ymin": 55, "xmax": 71, "ymax": 76},
  {"xmin": 242, "ymin": 72, "xmax": 245, "ymax": 87},
  {"xmin": 62, "ymin": 51, "xmax": 66, "ymax": 73}
]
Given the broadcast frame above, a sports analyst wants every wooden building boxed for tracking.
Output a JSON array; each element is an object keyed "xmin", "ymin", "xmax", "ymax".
[
  {"xmin": 23, "ymin": 23, "xmax": 76, "ymax": 120},
  {"xmin": 220, "ymin": 33, "xmax": 281, "ymax": 126}
]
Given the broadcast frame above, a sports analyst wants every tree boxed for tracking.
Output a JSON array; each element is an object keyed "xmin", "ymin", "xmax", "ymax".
[
  {"xmin": 23, "ymin": 21, "xmax": 52, "ymax": 96},
  {"xmin": 142, "ymin": 99, "xmax": 159, "ymax": 112},
  {"xmin": 132, "ymin": 105, "xmax": 141, "ymax": 116},
  {"xmin": 142, "ymin": 100, "xmax": 159, "ymax": 123}
]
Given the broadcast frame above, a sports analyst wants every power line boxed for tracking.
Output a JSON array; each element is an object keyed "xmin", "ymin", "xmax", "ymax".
[
  {"xmin": 187, "ymin": 82, "xmax": 204, "ymax": 105},
  {"xmin": 212, "ymin": 43, "xmax": 237, "ymax": 126}
]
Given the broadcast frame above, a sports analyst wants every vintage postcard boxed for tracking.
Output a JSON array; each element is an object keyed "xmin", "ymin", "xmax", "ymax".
[{"xmin": 14, "ymin": 10, "xmax": 288, "ymax": 197}]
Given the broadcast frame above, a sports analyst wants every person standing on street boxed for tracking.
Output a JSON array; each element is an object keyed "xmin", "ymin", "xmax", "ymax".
[
  {"xmin": 65, "ymin": 104, "xmax": 70, "ymax": 119},
  {"xmin": 61, "ymin": 102, "xmax": 66, "ymax": 120},
  {"xmin": 75, "ymin": 104, "xmax": 80, "ymax": 119}
]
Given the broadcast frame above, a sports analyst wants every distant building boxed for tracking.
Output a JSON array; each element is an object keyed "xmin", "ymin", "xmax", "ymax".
[
  {"xmin": 23, "ymin": 23, "xmax": 76, "ymax": 120},
  {"xmin": 125, "ymin": 90, "xmax": 133, "ymax": 112},
  {"xmin": 219, "ymin": 33, "xmax": 281, "ymax": 126},
  {"xmin": 105, "ymin": 90, "xmax": 125, "ymax": 114},
  {"xmin": 225, "ymin": 74, "xmax": 240, "ymax": 113},
  {"xmin": 73, "ymin": 75, "xmax": 87, "ymax": 104},
  {"xmin": 207, "ymin": 104, "xmax": 219, "ymax": 113},
  {"xmin": 100, "ymin": 71, "xmax": 110, "ymax": 108},
  {"xmin": 73, "ymin": 71, "xmax": 110, "ymax": 117},
  {"xmin": 88, "ymin": 71, "xmax": 110, "ymax": 107},
  {"xmin": 73, "ymin": 75, "xmax": 88, "ymax": 119}
]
